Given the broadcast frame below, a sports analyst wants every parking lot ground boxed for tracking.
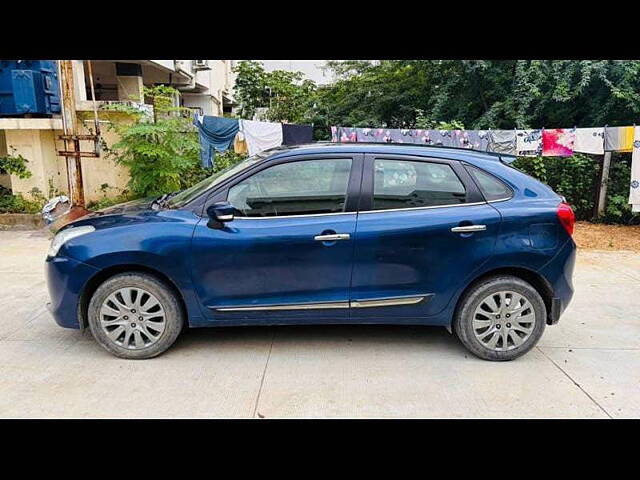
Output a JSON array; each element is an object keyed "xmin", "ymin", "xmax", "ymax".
[{"xmin": 0, "ymin": 230, "xmax": 638, "ymax": 418}]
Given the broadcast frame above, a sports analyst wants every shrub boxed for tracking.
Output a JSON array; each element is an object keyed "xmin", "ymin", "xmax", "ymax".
[{"xmin": 512, "ymin": 153, "xmax": 640, "ymax": 224}]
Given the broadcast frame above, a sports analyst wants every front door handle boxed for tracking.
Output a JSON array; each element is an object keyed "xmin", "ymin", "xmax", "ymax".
[
  {"xmin": 314, "ymin": 233, "xmax": 351, "ymax": 241},
  {"xmin": 451, "ymin": 225, "xmax": 486, "ymax": 233}
]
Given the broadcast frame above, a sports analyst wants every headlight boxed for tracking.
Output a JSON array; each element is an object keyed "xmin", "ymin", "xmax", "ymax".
[{"xmin": 48, "ymin": 225, "xmax": 95, "ymax": 257}]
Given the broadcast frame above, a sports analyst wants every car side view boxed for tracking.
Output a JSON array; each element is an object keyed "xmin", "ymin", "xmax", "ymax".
[{"xmin": 45, "ymin": 143, "xmax": 576, "ymax": 360}]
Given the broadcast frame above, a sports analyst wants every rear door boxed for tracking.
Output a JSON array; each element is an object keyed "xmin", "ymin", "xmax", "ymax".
[{"xmin": 350, "ymin": 154, "xmax": 502, "ymax": 321}]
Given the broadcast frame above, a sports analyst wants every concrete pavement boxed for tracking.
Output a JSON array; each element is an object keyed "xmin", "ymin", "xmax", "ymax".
[{"xmin": 0, "ymin": 230, "xmax": 637, "ymax": 418}]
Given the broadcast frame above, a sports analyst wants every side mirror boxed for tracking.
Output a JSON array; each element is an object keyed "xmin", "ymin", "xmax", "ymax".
[{"xmin": 207, "ymin": 201, "xmax": 234, "ymax": 223}]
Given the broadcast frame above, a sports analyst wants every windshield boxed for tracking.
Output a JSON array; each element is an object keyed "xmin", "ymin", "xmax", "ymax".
[{"xmin": 168, "ymin": 152, "xmax": 268, "ymax": 208}]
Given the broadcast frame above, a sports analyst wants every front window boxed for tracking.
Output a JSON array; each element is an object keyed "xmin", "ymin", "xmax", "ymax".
[
  {"xmin": 227, "ymin": 158, "xmax": 352, "ymax": 217},
  {"xmin": 167, "ymin": 152, "xmax": 268, "ymax": 208},
  {"xmin": 372, "ymin": 159, "xmax": 467, "ymax": 210}
]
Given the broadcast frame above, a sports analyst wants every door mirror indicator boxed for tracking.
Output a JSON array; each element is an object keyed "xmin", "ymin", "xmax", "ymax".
[{"xmin": 207, "ymin": 202, "xmax": 234, "ymax": 224}]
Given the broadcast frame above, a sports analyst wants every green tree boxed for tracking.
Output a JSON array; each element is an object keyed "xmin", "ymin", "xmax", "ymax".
[
  {"xmin": 314, "ymin": 60, "xmax": 640, "ymax": 132},
  {"xmin": 103, "ymin": 86, "xmax": 200, "ymax": 197},
  {"xmin": 233, "ymin": 61, "xmax": 317, "ymax": 124}
]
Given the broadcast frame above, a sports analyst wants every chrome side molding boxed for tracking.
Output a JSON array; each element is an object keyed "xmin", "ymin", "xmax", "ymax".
[
  {"xmin": 212, "ymin": 294, "xmax": 432, "ymax": 312},
  {"xmin": 215, "ymin": 301, "xmax": 350, "ymax": 312},
  {"xmin": 351, "ymin": 295, "xmax": 427, "ymax": 308}
]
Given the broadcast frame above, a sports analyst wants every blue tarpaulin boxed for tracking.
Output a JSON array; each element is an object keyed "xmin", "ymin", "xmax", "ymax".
[{"xmin": 194, "ymin": 114, "xmax": 239, "ymax": 168}]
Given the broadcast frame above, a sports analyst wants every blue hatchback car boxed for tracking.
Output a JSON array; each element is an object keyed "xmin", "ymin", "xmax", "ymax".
[{"xmin": 46, "ymin": 143, "xmax": 576, "ymax": 360}]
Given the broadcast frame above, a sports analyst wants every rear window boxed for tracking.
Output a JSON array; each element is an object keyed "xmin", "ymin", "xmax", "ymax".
[{"xmin": 465, "ymin": 165, "xmax": 513, "ymax": 201}]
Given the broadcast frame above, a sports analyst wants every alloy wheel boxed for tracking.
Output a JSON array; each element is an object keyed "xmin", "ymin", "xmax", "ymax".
[
  {"xmin": 472, "ymin": 290, "xmax": 536, "ymax": 351},
  {"xmin": 99, "ymin": 287, "xmax": 167, "ymax": 350}
]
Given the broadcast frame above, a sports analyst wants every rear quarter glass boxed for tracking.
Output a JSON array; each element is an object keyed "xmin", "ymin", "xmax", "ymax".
[{"xmin": 463, "ymin": 157, "xmax": 561, "ymax": 201}]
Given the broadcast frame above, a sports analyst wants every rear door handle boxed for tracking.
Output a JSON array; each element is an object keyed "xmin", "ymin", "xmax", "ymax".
[
  {"xmin": 314, "ymin": 233, "xmax": 351, "ymax": 241},
  {"xmin": 451, "ymin": 225, "xmax": 486, "ymax": 233}
]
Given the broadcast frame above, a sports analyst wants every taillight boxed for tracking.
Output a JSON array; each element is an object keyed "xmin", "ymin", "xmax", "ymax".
[{"xmin": 557, "ymin": 202, "xmax": 575, "ymax": 236}]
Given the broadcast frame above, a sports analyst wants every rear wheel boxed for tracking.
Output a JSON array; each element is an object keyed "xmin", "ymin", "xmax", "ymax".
[
  {"xmin": 453, "ymin": 276, "xmax": 546, "ymax": 361},
  {"xmin": 87, "ymin": 272, "xmax": 184, "ymax": 359}
]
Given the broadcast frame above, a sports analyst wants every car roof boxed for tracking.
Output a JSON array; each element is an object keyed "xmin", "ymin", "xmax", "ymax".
[{"xmin": 266, "ymin": 142, "xmax": 516, "ymax": 166}]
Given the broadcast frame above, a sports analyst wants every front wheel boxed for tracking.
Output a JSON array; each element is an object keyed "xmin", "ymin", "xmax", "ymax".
[
  {"xmin": 87, "ymin": 272, "xmax": 184, "ymax": 359},
  {"xmin": 453, "ymin": 276, "xmax": 546, "ymax": 361}
]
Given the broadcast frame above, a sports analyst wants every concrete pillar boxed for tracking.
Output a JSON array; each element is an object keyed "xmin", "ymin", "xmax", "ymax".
[
  {"xmin": 117, "ymin": 76, "xmax": 143, "ymax": 102},
  {"xmin": 72, "ymin": 60, "xmax": 87, "ymax": 103},
  {"xmin": 116, "ymin": 62, "xmax": 144, "ymax": 102}
]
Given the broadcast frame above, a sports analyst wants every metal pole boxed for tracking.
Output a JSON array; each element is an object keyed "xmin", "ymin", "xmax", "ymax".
[
  {"xmin": 86, "ymin": 60, "xmax": 101, "ymax": 156},
  {"xmin": 596, "ymin": 151, "xmax": 612, "ymax": 218},
  {"xmin": 58, "ymin": 60, "xmax": 85, "ymax": 208}
]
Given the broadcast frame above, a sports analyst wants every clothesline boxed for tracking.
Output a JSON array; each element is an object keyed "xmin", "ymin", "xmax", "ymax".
[
  {"xmin": 330, "ymin": 125, "xmax": 638, "ymax": 157},
  {"xmin": 191, "ymin": 115, "xmax": 640, "ymax": 212},
  {"xmin": 331, "ymin": 125, "xmax": 640, "ymax": 213},
  {"xmin": 193, "ymin": 113, "xmax": 314, "ymax": 168}
]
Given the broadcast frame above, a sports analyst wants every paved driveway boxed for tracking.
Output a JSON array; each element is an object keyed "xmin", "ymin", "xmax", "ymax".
[{"xmin": 0, "ymin": 230, "xmax": 638, "ymax": 418}]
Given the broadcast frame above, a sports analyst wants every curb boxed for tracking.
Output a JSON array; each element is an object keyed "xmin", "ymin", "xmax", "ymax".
[{"xmin": 0, "ymin": 214, "xmax": 45, "ymax": 230}]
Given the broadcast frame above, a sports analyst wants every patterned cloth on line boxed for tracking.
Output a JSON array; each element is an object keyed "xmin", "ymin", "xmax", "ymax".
[
  {"xmin": 605, "ymin": 126, "xmax": 634, "ymax": 152},
  {"xmin": 629, "ymin": 126, "xmax": 640, "ymax": 211},
  {"xmin": 336, "ymin": 126, "xmax": 357, "ymax": 142},
  {"xmin": 487, "ymin": 130, "xmax": 517, "ymax": 155},
  {"xmin": 574, "ymin": 127, "xmax": 604, "ymax": 155},
  {"xmin": 542, "ymin": 128, "xmax": 575, "ymax": 157},
  {"xmin": 516, "ymin": 129, "xmax": 543, "ymax": 156}
]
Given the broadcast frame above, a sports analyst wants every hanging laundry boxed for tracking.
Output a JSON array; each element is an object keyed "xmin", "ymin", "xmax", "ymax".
[
  {"xmin": 240, "ymin": 119, "xmax": 283, "ymax": 156},
  {"xmin": 193, "ymin": 115, "xmax": 239, "ymax": 168},
  {"xmin": 605, "ymin": 126, "xmax": 634, "ymax": 152},
  {"xmin": 516, "ymin": 129, "xmax": 543, "ymax": 156},
  {"xmin": 356, "ymin": 127, "xmax": 382, "ymax": 142},
  {"xmin": 411, "ymin": 129, "xmax": 425, "ymax": 144},
  {"xmin": 336, "ymin": 126, "xmax": 357, "ymax": 142},
  {"xmin": 416, "ymin": 129, "xmax": 456, "ymax": 147},
  {"xmin": 331, "ymin": 126, "xmax": 338, "ymax": 142},
  {"xmin": 487, "ymin": 130, "xmax": 517, "ymax": 155},
  {"xmin": 574, "ymin": 127, "xmax": 604, "ymax": 155},
  {"xmin": 398, "ymin": 129, "xmax": 416, "ymax": 143},
  {"xmin": 542, "ymin": 128, "xmax": 575, "ymax": 157},
  {"xmin": 456, "ymin": 130, "xmax": 490, "ymax": 150},
  {"xmin": 282, "ymin": 123, "xmax": 314, "ymax": 145},
  {"xmin": 629, "ymin": 126, "xmax": 640, "ymax": 212},
  {"xmin": 383, "ymin": 128, "xmax": 413, "ymax": 143},
  {"xmin": 360, "ymin": 128, "xmax": 402, "ymax": 143},
  {"xmin": 233, "ymin": 131, "xmax": 248, "ymax": 155}
]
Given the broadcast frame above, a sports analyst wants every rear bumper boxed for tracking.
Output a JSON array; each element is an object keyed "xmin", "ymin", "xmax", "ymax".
[
  {"xmin": 548, "ymin": 297, "xmax": 562, "ymax": 325},
  {"xmin": 539, "ymin": 238, "xmax": 576, "ymax": 325},
  {"xmin": 45, "ymin": 255, "xmax": 99, "ymax": 329}
]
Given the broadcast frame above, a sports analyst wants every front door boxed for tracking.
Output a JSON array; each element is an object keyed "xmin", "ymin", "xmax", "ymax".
[
  {"xmin": 350, "ymin": 154, "xmax": 501, "ymax": 322},
  {"xmin": 191, "ymin": 154, "xmax": 362, "ymax": 323}
]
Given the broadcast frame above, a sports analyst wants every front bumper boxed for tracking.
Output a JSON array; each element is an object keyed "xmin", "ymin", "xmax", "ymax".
[{"xmin": 45, "ymin": 255, "xmax": 99, "ymax": 329}]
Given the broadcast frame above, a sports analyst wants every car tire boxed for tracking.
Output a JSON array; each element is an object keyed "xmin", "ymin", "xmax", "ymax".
[
  {"xmin": 453, "ymin": 275, "xmax": 546, "ymax": 361},
  {"xmin": 87, "ymin": 272, "xmax": 184, "ymax": 359}
]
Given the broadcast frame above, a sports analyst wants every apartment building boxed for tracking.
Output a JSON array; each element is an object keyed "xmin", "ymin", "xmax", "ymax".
[{"xmin": 0, "ymin": 60, "xmax": 236, "ymax": 203}]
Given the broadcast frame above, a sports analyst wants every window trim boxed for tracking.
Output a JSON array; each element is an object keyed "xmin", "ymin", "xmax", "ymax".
[
  {"xmin": 206, "ymin": 153, "xmax": 364, "ymax": 219},
  {"xmin": 463, "ymin": 163, "xmax": 514, "ymax": 203},
  {"xmin": 359, "ymin": 154, "xmax": 485, "ymax": 213}
]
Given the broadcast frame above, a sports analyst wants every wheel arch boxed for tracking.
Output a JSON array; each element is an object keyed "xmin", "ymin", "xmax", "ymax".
[
  {"xmin": 454, "ymin": 266, "xmax": 555, "ymax": 325},
  {"xmin": 77, "ymin": 264, "xmax": 189, "ymax": 329}
]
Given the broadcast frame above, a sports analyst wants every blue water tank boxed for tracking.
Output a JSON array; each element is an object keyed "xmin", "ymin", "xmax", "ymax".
[{"xmin": 0, "ymin": 60, "xmax": 61, "ymax": 116}]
